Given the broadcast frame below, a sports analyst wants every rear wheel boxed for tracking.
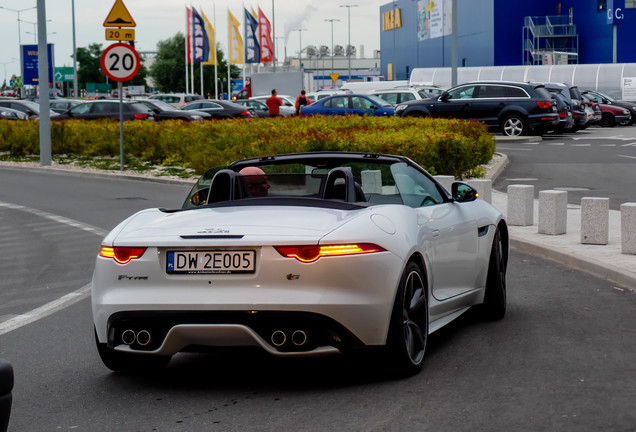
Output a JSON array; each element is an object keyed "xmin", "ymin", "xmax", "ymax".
[
  {"xmin": 387, "ymin": 262, "xmax": 429, "ymax": 376},
  {"xmin": 94, "ymin": 328, "xmax": 171, "ymax": 374},
  {"xmin": 501, "ymin": 115, "xmax": 527, "ymax": 136},
  {"xmin": 600, "ymin": 113, "xmax": 616, "ymax": 127},
  {"xmin": 480, "ymin": 228, "xmax": 507, "ymax": 320}
]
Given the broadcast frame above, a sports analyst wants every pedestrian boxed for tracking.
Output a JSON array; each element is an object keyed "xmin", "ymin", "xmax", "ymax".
[
  {"xmin": 295, "ymin": 90, "xmax": 312, "ymax": 115},
  {"xmin": 266, "ymin": 89, "xmax": 283, "ymax": 117}
]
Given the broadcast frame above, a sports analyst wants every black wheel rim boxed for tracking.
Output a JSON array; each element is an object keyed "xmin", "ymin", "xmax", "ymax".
[{"xmin": 402, "ymin": 270, "xmax": 427, "ymax": 365}]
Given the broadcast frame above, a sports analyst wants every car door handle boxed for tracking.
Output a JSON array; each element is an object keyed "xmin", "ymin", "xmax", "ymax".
[{"xmin": 432, "ymin": 229, "xmax": 440, "ymax": 238}]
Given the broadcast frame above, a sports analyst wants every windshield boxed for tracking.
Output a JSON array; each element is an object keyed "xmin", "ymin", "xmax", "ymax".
[{"xmin": 183, "ymin": 158, "xmax": 445, "ymax": 209}]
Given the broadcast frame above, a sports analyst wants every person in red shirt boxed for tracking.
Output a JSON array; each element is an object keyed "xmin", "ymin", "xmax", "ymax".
[{"xmin": 266, "ymin": 89, "xmax": 283, "ymax": 117}]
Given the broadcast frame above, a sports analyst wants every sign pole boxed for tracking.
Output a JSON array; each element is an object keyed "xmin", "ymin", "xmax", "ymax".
[{"xmin": 119, "ymin": 81, "xmax": 124, "ymax": 171}]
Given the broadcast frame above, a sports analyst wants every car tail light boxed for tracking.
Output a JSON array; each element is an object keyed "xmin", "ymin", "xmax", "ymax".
[
  {"xmin": 99, "ymin": 246, "xmax": 147, "ymax": 264},
  {"xmin": 134, "ymin": 113, "xmax": 148, "ymax": 120},
  {"xmin": 536, "ymin": 101, "xmax": 552, "ymax": 109},
  {"xmin": 274, "ymin": 243, "xmax": 386, "ymax": 263},
  {"xmin": 239, "ymin": 110, "xmax": 252, "ymax": 117},
  {"xmin": 559, "ymin": 111, "xmax": 567, "ymax": 118}
]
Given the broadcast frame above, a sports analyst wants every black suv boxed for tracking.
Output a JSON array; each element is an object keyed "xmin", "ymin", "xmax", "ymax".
[
  {"xmin": 394, "ymin": 81, "xmax": 559, "ymax": 136},
  {"xmin": 54, "ymin": 100, "xmax": 155, "ymax": 121}
]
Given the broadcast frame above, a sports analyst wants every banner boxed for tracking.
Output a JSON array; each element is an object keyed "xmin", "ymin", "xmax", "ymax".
[
  {"xmin": 201, "ymin": 10, "xmax": 216, "ymax": 65},
  {"xmin": 258, "ymin": 7, "xmax": 274, "ymax": 63},
  {"xmin": 186, "ymin": 6, "xmax": 192, "ymax": 63},
  {"xmin": 244, "ymin": 8, "xmax": 260, "ymax": 63},
  {"xmin": 228, "ymin": 10, "xmax": 244, "ymax": 64},
  {"xmin": 191, "ymin": 7, "xmax": 209, "ymax": 63}
]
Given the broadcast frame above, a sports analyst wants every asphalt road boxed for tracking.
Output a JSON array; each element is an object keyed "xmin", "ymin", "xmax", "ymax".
[
  {"xmin": 494, "ymin": 125, "xmax": 636, "ymax": 210},
  {"xmin": 1, "ymin": 167, "xmax": 635, "ymax": 431}
]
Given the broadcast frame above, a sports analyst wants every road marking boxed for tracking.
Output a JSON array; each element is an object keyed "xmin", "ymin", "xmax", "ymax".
[
  {"xmin": 571, "ymin": 136, "xmax": 633, "ymax": 141},
  {"xmin": 600, "ymin": 144, "xmax": 617, "ymax": 147},
  {"xmin": 571, "ymin": 144, "xmax": 591, "ymax": 147},
  {"xmin": 618, "ymin": 155, "xmax": 636, "ymax": 160},
  {"xmin": 621, "ymin": 142, "xmax": 636, "ymax": 147},
  {"xmin": 0, "ymin": 284, "xmax": 91, "ymax": 336},
  {"xmin": 0, "ymin": 200, "xmax": 107, "ymax": 336},
  {"xmin": 506, "ymin": 178, "xmax": 539, "ymax": 181},
  {"xmin": 547, "ymin": 142, "xmax": 565, "ymax": 145},
  {"xmin": 497, "ymin": 147, "xmax": 532, "ymax": 151},
  {"xmin": 523, "ymin": 142, "xmax": 540, "ymax": 145}
]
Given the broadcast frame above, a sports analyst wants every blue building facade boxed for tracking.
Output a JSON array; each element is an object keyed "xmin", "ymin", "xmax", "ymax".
[{"xmin": 380, "ymin": 0, "xmax": 636, "ymax": 80}]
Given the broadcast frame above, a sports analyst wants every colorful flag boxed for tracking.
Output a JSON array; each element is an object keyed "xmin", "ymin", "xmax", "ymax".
[
  {"xmin": 228, "ymin": 10, "xmax": 244, "ymax": 64},
  {"xmin": 244, "ymin": 8, "xmax": 260, "ymax": 63},
  {"xmin": 191, "ymin": 7, "xmax": 209, "ymax": 63},
  {"xmin": 201, "ymin": 10, "xmax": 216, "ymax": 65},
  {"xmin": 186, "ymin": 6, "xmax": 192, "ymax": 63},
  {"xmin": 258, "ymin": 7, "xmax": 274, "ymax": 63}
]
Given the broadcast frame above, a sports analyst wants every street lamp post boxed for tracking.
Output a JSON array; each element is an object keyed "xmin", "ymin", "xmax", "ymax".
[
  {"xmin": 340, "ymin": 4, "xmax": 357, "ymax": 81},
  {"xmin": 21, "ymin": 18, "xmax": 52, "ymax": 42},
  {"xmin": 0, "ymin": 5, "xmax": 37, "ymax": 45},
  {"xmin": 294, "ymin": 28, "xmax": 307, "ymax": 70},
  {"xmin": 0, "ymin": 59, "xmax": 16, "ymax": 88},
  {"xmin": 324, "ymin": 19, "xmax": 340, "ymax": 81}
]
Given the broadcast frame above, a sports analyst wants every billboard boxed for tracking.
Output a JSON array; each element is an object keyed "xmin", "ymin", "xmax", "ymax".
[
  {"xmin": 21, "ymin": 44, "xmax": 54, "ymax": 86},
  {"xmin": 417, "ymin": 0, "xmax": 452, "ymax": 41}
]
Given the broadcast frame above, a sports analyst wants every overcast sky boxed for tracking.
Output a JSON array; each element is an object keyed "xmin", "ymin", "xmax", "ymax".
[{"xmin": 0, "ymin": 0, "xmax": 383, "ymax": 81}]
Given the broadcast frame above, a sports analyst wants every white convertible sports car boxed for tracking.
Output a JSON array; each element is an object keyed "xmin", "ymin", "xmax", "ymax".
[{"xmin": 92, "ymin": 152, "xmax": 508, "ymax": 375}]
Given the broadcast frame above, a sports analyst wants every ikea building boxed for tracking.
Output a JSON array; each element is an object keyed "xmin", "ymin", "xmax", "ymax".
[{"xmin": 380, "ymin": 0, "xmax": 636, "ymax": 81}]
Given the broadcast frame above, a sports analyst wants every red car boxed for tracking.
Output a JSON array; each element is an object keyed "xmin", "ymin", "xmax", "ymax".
[{"xmin": 596, "ymin": 103, "xmax": 631, "ymax": 127}]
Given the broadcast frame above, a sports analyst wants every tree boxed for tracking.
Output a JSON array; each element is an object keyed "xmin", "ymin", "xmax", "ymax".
[
  {"xmin": 150, "ymin": 32, "xmax": 241, "ymax": 95},
  {"xmin": 75, "ymin": 42, "xmax": 148, "ymax": 90}
]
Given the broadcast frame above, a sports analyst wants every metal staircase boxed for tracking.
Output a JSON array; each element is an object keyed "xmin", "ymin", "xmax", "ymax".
[{"xmin": 523, "ymin": 15, "xmax": 579, "ymax": 65}]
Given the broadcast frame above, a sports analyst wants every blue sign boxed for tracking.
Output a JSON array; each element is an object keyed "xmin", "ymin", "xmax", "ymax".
[
  {"xmin": 608, "ymin": 0, "xmax": 625, "ymax": 25},
  {"xmin": 21, "ymin": 44, "xmax": 54, "ymax": 86}
]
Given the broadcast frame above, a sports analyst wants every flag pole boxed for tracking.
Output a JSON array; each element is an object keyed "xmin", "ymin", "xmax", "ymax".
[
  {"xmin": 227, "ymin": 8, "xmax": 231, "ymax": 100},
  {"xmin": 190, "ymin": 4, "xmax": 195, "ymax": 93},
  {"xmin": 214, "ymin": 3, "xmax": 218, "ymax": 99},
  {"xmin": 185, "ymin": 6, "xmax": 189, "ymax": 93}
]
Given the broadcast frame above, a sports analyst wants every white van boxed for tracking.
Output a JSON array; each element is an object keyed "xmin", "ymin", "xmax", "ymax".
[{"xmin": 339, "ymin": 80, "xmax": 410, "ymax": 94}]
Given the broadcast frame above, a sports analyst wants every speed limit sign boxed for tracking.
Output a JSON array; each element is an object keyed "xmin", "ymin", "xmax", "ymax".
[{"xmin": 101, "ymin": 42, "xmax": 140, "ymax": 82}]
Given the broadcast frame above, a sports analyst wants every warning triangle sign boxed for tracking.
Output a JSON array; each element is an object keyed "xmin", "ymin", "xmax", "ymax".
[{"xmin": 103, "ymin": 0, "xmax": 136, "ymax": 28}]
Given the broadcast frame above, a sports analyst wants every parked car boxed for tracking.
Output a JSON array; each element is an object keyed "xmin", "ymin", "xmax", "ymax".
[
  {"xmin": 234, "ymin": 98, "xmax": 294, "ymax": 117},
  {"xmin": 54, "ymin": 100, "xmax": 155, "ymax": 121},
  {"xmin": 180, "ymin": 100, "xmax": 257, "ymax": 119},
  {"xmin": 300, "ymin": 94, "xmax": 394, "ymax": 117},
  {"xmin": 533, "ymin": 82, "xmax": 589, "ymax": 130},
  {"xmin": 552, "ymin": 93, "xmax": 574, "ymax": 133},
  {"xmin": 395, "ymin": 81, "xmax": 559, "ymax": 136},
  {"xmin": 92, "ymin": 151, "xmax": 508, "ymax": 376},
  {"xmin": 0, "ymin": 100, "xmax": 59, "ymax": 119},
  {"xmin": 49, "ymin": 99, "xmax": 84, "ymax": 114},
  {"xmin": 250, "ymin": 94, "xmax": 296, "ymax": 109},
  {"xmin": 0, "ymin": 106, "xmax": 28, "ymax": 120},
  {"xmin": 135, "ymin": 99, "xmax": 207, "ymax": 121},
  {"xmin": 370, "ymin": 87, "xmax": 435, "ymax": 105},
  {"xmin": 0, "ymin": 359, "xmax": 12, "ymax": 432},
  {"xmin": 581, "ymin": 90, "xmax": 636, "ymax": 125},
  {"xmin": 148, "ymin": 93, "xmax": 203, "ymax": 107},
  {"xmin": 305, "ymin": 90, "xmax": 348, "ymax": 102},
  {"xmin": 581, "ymin": 94, "xmax": 631, "ymax": 127}
]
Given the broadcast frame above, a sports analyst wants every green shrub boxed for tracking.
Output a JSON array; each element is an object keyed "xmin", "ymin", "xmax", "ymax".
[{"xmin": 0, "ymin": 116, "xmax": 495, "ymax": 178}]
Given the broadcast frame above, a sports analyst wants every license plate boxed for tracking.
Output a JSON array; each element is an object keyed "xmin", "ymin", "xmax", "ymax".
[{"xmin": 166, "ymin": 250, "xmax": 256, "ymax": 274}]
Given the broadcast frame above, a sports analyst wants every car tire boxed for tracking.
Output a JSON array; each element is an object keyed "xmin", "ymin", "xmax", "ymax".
[
  {"xmin": 386, "ymin": 261, "xmax": 429, "ymax": 376},
  {"xmin": 501, "ymin": 115, "xmax": 528, "ymax": 136},
  {"xmin": 479, "ymin": 227, "xmax": 507, "ymax": 320},
  {"xmin": 600, "ymin": 113, "xmax": 616, "ymax": 127},
  {"xmin": 406, "ymin": 111, "xmax": 426, "ymax": 118},
  {"xmin": 94, "ymin": 328, "xmax": 171, "ymax": 374}
]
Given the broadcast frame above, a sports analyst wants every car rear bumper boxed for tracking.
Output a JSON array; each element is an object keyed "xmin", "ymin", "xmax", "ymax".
[{"xmin": 527, "ymin": 113, "xmax": 560, "ymax": 131}]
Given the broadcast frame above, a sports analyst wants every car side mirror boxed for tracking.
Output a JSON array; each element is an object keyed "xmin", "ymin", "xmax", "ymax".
[
  {"xmin": 190, "ymin": 188, "xmax": 209, "ymax": 206},
  {"xmin": 440, "ymin": 91, "xmax": 450, "ymax": 102},
  {"xmin": 452, "ymin": 182, "xmax": 478, "ymax": 202}
]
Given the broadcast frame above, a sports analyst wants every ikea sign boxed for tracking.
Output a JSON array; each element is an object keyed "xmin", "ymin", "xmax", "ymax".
[{"xmin": 607, "ymin": 0, "xmax": 625, "ymax": 24}]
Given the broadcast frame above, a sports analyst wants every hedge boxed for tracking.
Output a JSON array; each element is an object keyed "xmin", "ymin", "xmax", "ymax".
[{"xmin": 0, "ymin": 116, "xmax": 495, "ymax": 178}]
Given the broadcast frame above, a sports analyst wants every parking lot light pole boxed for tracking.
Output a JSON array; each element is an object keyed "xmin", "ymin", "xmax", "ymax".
[
  {"xmin": 340, "ymin": 4, "xmax": 357, "ymax": 81},
  {"xmin": 1, "ymin": 59, "xmax": 16, "ymax": 88},
  {"xmin": 0, "ymin": 5, "xmax": 37, "ymax": 46},
  {"xmin": 294, "ymin": 28, "xmax": 307, "ymax": 70},
  {"xmin": 324, "ymin": 19, "xmax": 340, "ymax": 80}
]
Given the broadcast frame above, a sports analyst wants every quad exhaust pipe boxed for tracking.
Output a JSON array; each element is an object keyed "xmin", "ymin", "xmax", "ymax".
[
  {"xmin": 122, "ymin": 329, "xmax": 152, "ymax": 346},
  {"xmin": 270, "ymin": 330, "xmax": 308, "ymax": 347}
]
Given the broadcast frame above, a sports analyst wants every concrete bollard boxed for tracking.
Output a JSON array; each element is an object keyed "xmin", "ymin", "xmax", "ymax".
[
  {"xmin": 434, "ymin": 175, "xmax": 455, "ymax": 194},
  {"xmin": 538, "ymin": 190, "xmax": 567, "ymax": 235},
  {"xmin": 507, "ymin": 185, "xmax": 534, "ymax": 226},
  {"xmin": 621, "ymin": 203, "xmax": 636, "ymax": 254},
  {"xmin": 466, "ymin": 179, "xmax": 492, "ymax": 204},
  {"xmin": 581, "ymin": 197, "xmax": 610, "ymax": 245}
]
